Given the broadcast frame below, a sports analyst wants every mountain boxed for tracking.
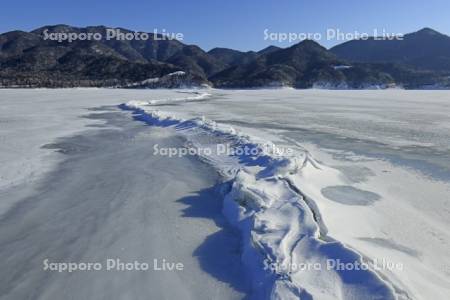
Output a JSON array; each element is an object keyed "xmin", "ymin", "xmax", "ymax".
[
  {"xmin": 0, "ymin": 31, "xmax": 42, "ymax": 60},
  {"xmin": 353, "ymin": 62, "xmax": 447, "ymax": 89},
  {"xmin": 207, "ymin": 46, "xmax": 282, "ymax": 67},
  {"xmin": 210, "ymin": 40, "xmax": 395, "ymax": 88},
  {"xmin": 0, "ymin": 25, "xmax": 209, "ymax": 87},
  {"xmin": 165, "ymin": 45, "xmax": 228, "ymax": 78},
  {"xmin": 257, "ymin": 45, "xmax": 281, "ymax": 55},
  {"xmin": 32, "ymin": 25, "xmax": 186, "ymax": 62},
  {"xmin": 207, "ymin": 48, "xmax": 259, "ymax": 66},
  {"xmin": 330, "ymin": 28, "xmax": 450, "ymax": 72},
  {"xmin": 1, "ymin": 25, "xmax": 449, "ymax": 89}
]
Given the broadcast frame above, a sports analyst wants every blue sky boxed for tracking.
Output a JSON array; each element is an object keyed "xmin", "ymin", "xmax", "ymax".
[{"xmin": 1, "ymin": 0, "xmax": 449, "ymax": 51}]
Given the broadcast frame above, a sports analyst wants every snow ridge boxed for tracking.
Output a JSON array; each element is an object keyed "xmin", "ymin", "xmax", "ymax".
[
  {"xmin": 122, "ymin": 94, "xmax": 398, "ymax": 300},
  {"xmin": 127, "ymin": 91, "xmax": 211, "ymax": 106}
]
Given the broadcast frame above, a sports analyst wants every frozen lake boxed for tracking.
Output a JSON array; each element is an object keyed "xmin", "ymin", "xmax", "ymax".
[
  {"xmin": 126, "ymin": 89, "xmax": 450, "ymax": 300},
  {"xmin": 0, "ymin": 90, "xmax": 247, "ymax": 300},
  {"xmin": 1, "ymin": 89, "xmax": 449, "ymax": 299}
]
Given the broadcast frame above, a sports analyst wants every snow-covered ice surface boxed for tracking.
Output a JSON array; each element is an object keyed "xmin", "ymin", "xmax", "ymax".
[
  {"xmin": 0, "ymin": 89, "xmax": 178, "ymax": 214},
  {"xmin": 124, "ymin": 89, "xmax": 450, "ymax": 300},
  {"xmin": 0, "ymin": 89, "xmax": 247, "ymax": 300},
  {"xmin": 1, "ymin": 89, "xmax": 450, "ymax": 300}
]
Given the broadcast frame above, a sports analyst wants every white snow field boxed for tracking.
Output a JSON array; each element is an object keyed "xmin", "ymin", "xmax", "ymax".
[
  {"xmin": 0, "ymin": 89, "xmax": 247, "ymax": 300},
  {"xmin": 125, "ymin": 89, "xmax": 450, "ymax": 300},
  {"xmin": 1, "ymin": 88, "xmax": 449, "ymax": 300}
]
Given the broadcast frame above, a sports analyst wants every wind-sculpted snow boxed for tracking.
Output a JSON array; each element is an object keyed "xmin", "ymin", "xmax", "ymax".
[
  {"xmin": 127, "ymin": 91, "xmax": 212, "ymax": 106},
  {"xmin": 123, "ymin": 96, "xmax": 397, "ymax": 300}
]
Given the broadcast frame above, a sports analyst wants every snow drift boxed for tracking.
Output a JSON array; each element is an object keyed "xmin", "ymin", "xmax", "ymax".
[{"xmin": 122, "ymin": 94, "xmax": 398, "ymax": 300}]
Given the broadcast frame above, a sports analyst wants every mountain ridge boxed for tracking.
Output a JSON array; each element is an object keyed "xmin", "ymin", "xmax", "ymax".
[
  {"xmin": 1, "ymin": 25, "xmax": 449, "ymax": 89},
  {"xmin": 330, "ymin": 27, "xmax": 450, "ymax": 72}
]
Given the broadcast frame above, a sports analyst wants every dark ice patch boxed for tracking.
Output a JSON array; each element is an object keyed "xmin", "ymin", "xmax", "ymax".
[
  {"xmin": 41, "ymin": 141, "xmax": 91, "ymax": 155},
  {"xmin": 321, "ymin": 185, "xmax": 381, "ymax": 206},
  {"xmin": 334, "ymin": 166, "xmax": 375, "ymax": 183}
]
